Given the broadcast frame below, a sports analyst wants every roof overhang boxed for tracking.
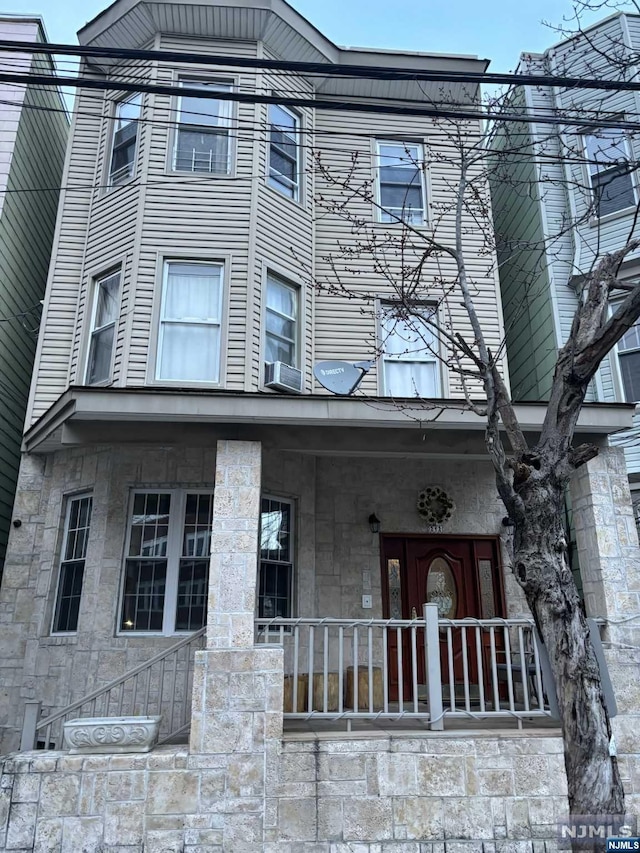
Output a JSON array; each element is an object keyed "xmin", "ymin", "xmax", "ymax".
[
  {"xmin": 77, "ymin": 0, "xmax": 489, "ymax": 104},
  {"xmin": 22, "ymin": 387, "xmax": 635, "ymax": 454}
]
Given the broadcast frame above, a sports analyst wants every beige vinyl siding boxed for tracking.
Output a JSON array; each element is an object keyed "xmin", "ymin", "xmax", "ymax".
[
  {"xmin": 28, "ymin": 73, "xmax": 103, "ymax": 423},
  {"xmin": 253, "ymin": 50, "xmax": 314, "ymax": 389},
  {"xmin": 313, "ymin": 110, "xmax": 506, "ymax": 398},
  {"xmin": 0, "ymin": 49, "xmax": 68, "ymax": 562}
]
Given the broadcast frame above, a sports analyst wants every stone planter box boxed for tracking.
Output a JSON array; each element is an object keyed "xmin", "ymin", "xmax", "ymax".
[{"xmin": 63, "ymin": 716, "xmax": 162, "ymax": 754}]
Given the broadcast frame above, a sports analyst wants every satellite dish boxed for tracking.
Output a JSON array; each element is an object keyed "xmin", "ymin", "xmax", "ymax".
[{"xmin": 313, "ymin": 360, "xmax": 374, "ymax": 396}]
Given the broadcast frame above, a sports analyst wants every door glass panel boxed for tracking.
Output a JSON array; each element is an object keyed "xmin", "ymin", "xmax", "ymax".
[
  {"xmin": 387, "ymin": 558, "xmax": 401, "ymax": 618},
  {"xmin": 426, "ymin": 556, "xmax": 457, "ymax": 617},
  {"xmin": 478, "ymin": 558, "xmax": 496, "ymax": 618}
]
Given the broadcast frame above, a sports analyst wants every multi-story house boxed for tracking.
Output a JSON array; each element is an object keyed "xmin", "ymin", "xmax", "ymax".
[
  {"xmin": 0, "ymin": 2, "xmax": 638, "ymax": 848},
  {"xmin": 491, "ymin": 12, "xmax": 640, "ymax": 519},
  {"xmin": 0, "ymin": 16, "xmax": 68, "ymax": 584}
]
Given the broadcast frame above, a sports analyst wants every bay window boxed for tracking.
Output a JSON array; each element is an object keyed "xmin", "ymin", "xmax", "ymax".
[
  {"xmin": 265, "ymin": 273, "xmax": 298, "ymax": 366},
  {"xmin": 156, "ymin": 261, "xmax": 224, "ymax": 383},
  {"xmin": 585, "ymin": 128, "xmax": 636, "ymax": 217},
  {"xmin": 86, "ymin": 269, "xmax": 120, "ymax": 385},
  {"xmin": 174, "ymin": 80, "xmax": 232, "ymax": 174},
  {"xmin": 268, "ymin": 104, "xmax": 300, "ymax": 199},
  {"xmin": 52, "ymin": 494, "xmax": 93, "ymax": 633},
  {"xmin": 109, "ymin": 94, "xmax": 142, "ymax": 185},
  {"xmin": 617, "ymin": 319, "xmax": 640, "ymax": 402},
  {"xmin": 120, "ymin": 491, "xmax": 213, "ymax": 634}
]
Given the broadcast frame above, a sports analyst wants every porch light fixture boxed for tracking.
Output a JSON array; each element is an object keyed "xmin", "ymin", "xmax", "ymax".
[{"xmin": 368, "ymin": 513, "xmax": 381, "ymax": 533}]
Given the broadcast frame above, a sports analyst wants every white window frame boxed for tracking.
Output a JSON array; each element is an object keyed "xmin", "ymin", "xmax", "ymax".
[
  {"xmin": 118, "ymin": 489, "xmax": 214, "ymax": 636},
  {"xmin": 258, "ymin": 494, "xmax": 295, "ymax": 622},
  {"xmin": 155, "ymin": 259, "xmax": 225, "ymax": 385},
  {"xmin": 85, "ymin": 268, "xmax": 121, "ymax": 386},
  {"xmin": 379, "ymin": 302, "xmax": 442, "ymax": 398},
  {"xmin": 51, "ymin": 493, "xmax": 93, "ymax": 635},
  {"xmin": 583, "ymin": 127, "xmax": 637, "ymax": 219},
  {"xmin": 268, "ymin": 104, "xmax": 301, "ymax": 201},
  {"xmin": 375, "ymin": 140, "xmax": 427, "ymax": 225},
  {"xmin": 264, "ymin": 272, "xmax": 299, "ymax": 369},
  {"xmin": 613, "ymin": 315, "xmax": 640, "ymax": 403},
  {"xmin": 173, "ymin": 79, "xmax": 233, "ymax": 175},
  {"xmin": 108, "ymin": 93, "xmax": 142, "ymax": 186}
]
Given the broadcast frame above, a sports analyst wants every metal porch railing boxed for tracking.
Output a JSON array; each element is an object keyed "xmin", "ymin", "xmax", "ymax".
[
  {"xmin": 20, "ymin": 628, "xmax": 206, "ymax": 751},
  {"xmin": 256, "ymin": 605, "xmax": 559, "ymax": 728}
]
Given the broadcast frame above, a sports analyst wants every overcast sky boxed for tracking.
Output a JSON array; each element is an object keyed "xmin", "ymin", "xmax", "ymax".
[{"xmin": 0, "ymin": 0, "xmax": 628, "ymax": 73}]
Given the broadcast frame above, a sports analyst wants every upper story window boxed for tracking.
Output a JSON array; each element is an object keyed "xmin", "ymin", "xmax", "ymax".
[
  {"xmin": 120, "ymin": 491, "xmax": 213, "ymax": 633},
  {"xmin": 376, "ymin": 141, "xmax": 425, "ymax": 224},
  {"xmin": 585, "ymin": 128, "xmax": 636, "ymax": 218},
  {"xmin": 109, "ymin": 94, "xmax": 142, "ymax": 185},
  {"xmin": 268, "ymin": 104, "xmax": 300, "ymax": 200},
  {"xmin": 86, "ymin": 269, "xmax": 121, "ymax": 385},
  {"xmin": 174, "ymin": 80, "xmax": 233, "ymax": 174},
  {"xmin": 617, "ymin": 319, "xmax": 640, "ymax": 401},
  {"xmin": 265, "ymin": 273, "xmax": 298, "ymax": 367},
  {"xmin": 258, "ymin": 496, "xmax": 294, "ymax": 619},
  {"xmin": 380, "ymin": 304, "xmax": 441, "ymax": 397},
  {"xmin": 52, "ymin": 494, "xmax": 93, "ymax": 634},
  {"xmin": 156, "ymin": 261, "xmax": 224, "ymax": 384}
]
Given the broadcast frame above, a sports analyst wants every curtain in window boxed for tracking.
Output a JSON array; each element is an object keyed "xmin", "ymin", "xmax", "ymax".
[{"xmin": 158, "ymin": 264, "xmax": 222, "ymax": 383}]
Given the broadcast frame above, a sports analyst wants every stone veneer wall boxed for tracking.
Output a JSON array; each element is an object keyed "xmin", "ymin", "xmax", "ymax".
[{"xmin": 0, "ymin": 734, "xmax": 569, "ymax": 852}]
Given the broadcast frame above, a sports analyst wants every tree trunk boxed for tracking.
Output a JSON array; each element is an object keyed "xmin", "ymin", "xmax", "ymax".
[{"xmin": 509, "ymin": 466, "xmax": 624, "ymax": 839}]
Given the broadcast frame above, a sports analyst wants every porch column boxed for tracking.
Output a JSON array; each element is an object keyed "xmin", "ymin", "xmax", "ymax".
[
  {"xmin": 189, "ymin": 440, "xmax": 284, "ymax": 851},
  {"xmin": 570, "ymin": 446, "xmax": 640, "ymax": 814}
]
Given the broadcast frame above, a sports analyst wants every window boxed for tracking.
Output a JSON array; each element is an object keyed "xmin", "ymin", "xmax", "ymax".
[
  {"xmin": 120, "ymin": 491, "xmax": 213, "ymax": 633},
  {"xmin": 52, "ymin": 495, "xmax": 93, "ymax": 633},
  {"xmin": 86, "ymin": 269, "xmax": 121, "ymax": 385},
  {"xmin": 376, "ymin": 141, "xmax": 425, "ymax": 224},
  {"xmin": 109, "ymin": 94, "xmax": 142, "ymax": 185},
  {"xmin": 265, "ymin": 273, "xmax": 298, "ymax": 366},
  {"xmin": 617, "ymin": 320, "xmax": 640, "ymax": 401},
  {"xmin": 585, "ymin": 128, "xmax": 636, "ymax": 217},
  {"xmin": 381, "ymin": 304, "xmax": 441, "ymax": 397},
  {"xmin": 174, "ymin": 80, "xmax": 232, "ymax": 173},
  {"xmin": 268, "ymin": 104, "xmax": 300, "ymax": 199},
  {"xmin": 156, "ymin": 261, "xmax": 224, "ymax": 383},
  {"xmin": 258, "ymin": 497, "xmax": 294, "ymax": 619}
]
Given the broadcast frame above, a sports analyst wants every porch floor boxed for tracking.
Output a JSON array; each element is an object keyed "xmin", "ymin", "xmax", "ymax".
[{"xmin": 282, "ymin": 715, "xmax": 561, "ymax": 739}]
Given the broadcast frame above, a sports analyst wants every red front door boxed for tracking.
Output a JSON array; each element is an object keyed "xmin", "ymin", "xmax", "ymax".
[{"xmin": 381, "ymin": 535, "xmax": 505, "ymax": 702}]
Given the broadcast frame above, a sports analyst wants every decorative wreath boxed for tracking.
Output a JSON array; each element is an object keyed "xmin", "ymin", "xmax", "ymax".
[{"xmin": 417, "ymin": 486, "xmax": 455, "ymax": 524}]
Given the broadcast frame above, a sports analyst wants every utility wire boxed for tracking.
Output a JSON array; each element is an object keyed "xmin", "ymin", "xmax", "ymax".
[
  {"xmin": 7, "ymin": 68, "xmax": 640, "ymax": 131},
  {"xmin": 5, "ymin": 37, "xmax": 640, "ymax": 94}
]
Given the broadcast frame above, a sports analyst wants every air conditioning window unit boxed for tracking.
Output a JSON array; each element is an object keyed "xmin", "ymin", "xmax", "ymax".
[{"xmin": 264, "ymin": 361, "xmax": 303, "ymax": 394}]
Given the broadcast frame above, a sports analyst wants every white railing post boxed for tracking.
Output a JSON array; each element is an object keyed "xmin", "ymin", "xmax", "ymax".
[
  {"xmin": 20, "ymin": 700, "xmax": 41, "ymax": 751},
  {"xmin": 423, "ymin": 603, "xmax": 444, "ymax": 730}
]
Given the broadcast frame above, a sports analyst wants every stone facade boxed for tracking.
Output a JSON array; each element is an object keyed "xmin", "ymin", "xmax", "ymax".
[{"xmin": 0, "ymin": 735, "xmax": 568, "ymax": 852}]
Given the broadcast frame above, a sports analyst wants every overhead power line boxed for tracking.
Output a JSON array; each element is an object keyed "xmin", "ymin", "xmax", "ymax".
[
  {"xmin": 3, "ymin": 37, "xmax": 640, "ymax": 94},
  {"xmin": 4, "ymin": 69, "xmax": 640, "ymax": 130}
]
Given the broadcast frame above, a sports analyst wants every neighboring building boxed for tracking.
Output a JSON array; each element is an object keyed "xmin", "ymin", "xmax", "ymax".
[
  {"xmin": 491, "ymin": 12, "xmax": 640, "ymax": 520},
  {"xmin": 0, "ymin": 2, "xmax": 638, "ymax": 848},
  {"xmin": 0, "ymin": 17, "xmax": 68, "ymax": 583}
]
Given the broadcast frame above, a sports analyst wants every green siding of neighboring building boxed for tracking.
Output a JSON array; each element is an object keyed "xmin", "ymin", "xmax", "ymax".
[
  {"xmin": 489, "ymin": 99, "xmax": 557, "ymax": 402},
  {"xmin": 0, "ymin": 61, "xmax": 68, "ymax": 572}
]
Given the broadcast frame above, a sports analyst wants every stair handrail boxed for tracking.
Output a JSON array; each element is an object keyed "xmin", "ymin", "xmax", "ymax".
[{"xmin": 21, "ymin": 627, "xmax": 206, "ymax": 749}]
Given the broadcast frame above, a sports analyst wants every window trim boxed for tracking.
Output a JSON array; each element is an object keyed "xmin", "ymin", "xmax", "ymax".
[
  {"xmin": 263, "ymin": 270, "xmax": 300, "ymax": 372},
  {"xmin": 267, "ymin": 103, "xmax": 301, "ymax": 202},
  {"xmin": 107, "ymin": 93, "xmax": 142, "ymax": 188},
  {"xmin": 171, "ymin": 77, "xmax": 235, "ymax": 176},
  {"xmin": 583, "ymin": 126, "xmax": 637, "ymax": 221},
  {"xmin": 51, "ymin": 492, "xmax": 93, "ymax": 636},
  {"xmin": 258, "ymin": 493, "xmax": 296, "ymax": 623},
  {"xmin": 153, "ymin": 257, "xmax": 226, "ymax": 387},
  {"xmin": 374, "ymin": 139, "xmax": 428, "ymax": 226},
  {"xmin": 117, "ymin": 488, "xmax": 214, "ymax": 637},
  {"xmin": 84, "ymin": 267, "xmax": 121, "ymax": 387},
  {"xmin": 378, "ymin": 301, "xmax": 443, "ymax": 398}
]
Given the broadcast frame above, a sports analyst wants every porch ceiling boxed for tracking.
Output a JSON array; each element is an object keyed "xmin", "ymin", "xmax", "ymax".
[{"xmin": 22, "ymin": 387, "xmax": 634, "ymax": 453}]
